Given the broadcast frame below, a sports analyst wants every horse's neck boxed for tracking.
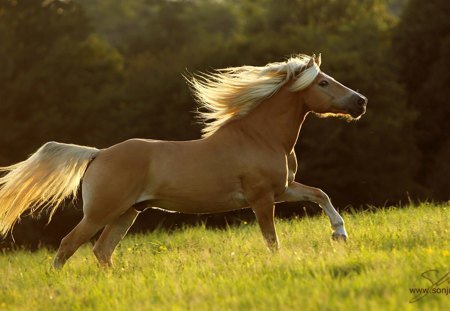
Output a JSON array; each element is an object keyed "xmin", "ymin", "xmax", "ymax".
[{"xmin": 234, "ymin": 87, "xmax": 307, "ymax": 153}]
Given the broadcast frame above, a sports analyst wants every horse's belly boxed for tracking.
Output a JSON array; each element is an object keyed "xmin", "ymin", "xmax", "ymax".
[{"xmin": 136, "ymin": 187, "xmax": 248, "ymax": 214}]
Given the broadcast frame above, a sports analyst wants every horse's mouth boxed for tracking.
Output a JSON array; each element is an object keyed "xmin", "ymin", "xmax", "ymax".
[{"xmin": 348, "ymin": 106, "xmax": 366, "ymax": 119}]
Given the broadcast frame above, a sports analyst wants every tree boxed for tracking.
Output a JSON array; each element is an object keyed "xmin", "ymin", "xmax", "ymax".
[
  {"xmin": 393, "ymin": 0, "xmax": 450, "ymax": 200},
  {"xmin": 0, "ymin": 0, "xmax": 124, "ymax": 164}
]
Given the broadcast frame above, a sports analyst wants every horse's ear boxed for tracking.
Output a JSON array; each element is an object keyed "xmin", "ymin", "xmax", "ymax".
[
  {"xmin": 314, "ymin": 53, "xmax": 321, "ymax": 67},
  {"xmin": 306, "ymin": 55, "xmax": 315, "ymax": 68}
]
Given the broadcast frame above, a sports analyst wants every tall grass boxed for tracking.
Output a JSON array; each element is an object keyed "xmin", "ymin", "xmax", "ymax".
[{"xmin": 0, "ymin": 203, "xmax": 448, "ymax": 310}]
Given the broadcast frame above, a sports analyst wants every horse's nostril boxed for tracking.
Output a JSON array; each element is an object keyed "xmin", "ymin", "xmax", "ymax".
[{"xmin": 357, "ymin": 97, "xmax": 366, "ymax": 107}]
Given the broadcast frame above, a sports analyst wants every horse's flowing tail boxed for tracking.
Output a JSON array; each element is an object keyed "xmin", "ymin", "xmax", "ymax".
[{"xmin": 0, "ymin": 141, "xmax": 99, "ymax": 236}]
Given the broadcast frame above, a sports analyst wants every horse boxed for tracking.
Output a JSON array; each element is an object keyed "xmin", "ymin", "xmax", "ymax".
[{"xmin": 0, "ymin": 54, "xmax": 367, "ymax": 269}]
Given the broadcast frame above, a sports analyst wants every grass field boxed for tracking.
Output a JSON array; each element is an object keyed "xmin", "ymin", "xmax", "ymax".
[{"xmin": 0, "ymin": 203, "xmax": 449, "ymax": 310}]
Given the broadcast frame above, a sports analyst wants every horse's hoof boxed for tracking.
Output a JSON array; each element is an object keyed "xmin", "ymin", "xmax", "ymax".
[
  {"xmin": 52, "ymin": 260, "xmax": 64, "ymax": 270},
  {"xmin": 331, "ymin": 232, "xmax": 348, "ymax": 242}
]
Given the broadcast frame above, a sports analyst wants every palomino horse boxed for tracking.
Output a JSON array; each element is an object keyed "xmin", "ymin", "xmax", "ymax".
[{"xmin": 0, "ymin": 54, "xmax": 367, "ymax": 269}]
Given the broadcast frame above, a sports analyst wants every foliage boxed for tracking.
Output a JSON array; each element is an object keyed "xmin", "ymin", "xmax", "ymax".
[
  {"xmin": 393, "ymin": 0, "xmax": 450, "ymax": 200},
  {"xmin": 0, "ymin": 0, "xmax": 124, "ymax": 163},
  {"xmin": 0, "ymin": 204, "xmax": 449, "ymax": 310}
]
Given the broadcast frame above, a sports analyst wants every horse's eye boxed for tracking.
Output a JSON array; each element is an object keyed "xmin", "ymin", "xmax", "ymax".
[{"xmin": 318, "ymin": 80, "xmax": 329, "ymax": 87}]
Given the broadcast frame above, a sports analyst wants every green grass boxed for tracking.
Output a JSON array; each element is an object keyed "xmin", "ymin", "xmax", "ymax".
[{"xmin": 0, "ymin": 203, "xmax": 449, "ymax": 311}]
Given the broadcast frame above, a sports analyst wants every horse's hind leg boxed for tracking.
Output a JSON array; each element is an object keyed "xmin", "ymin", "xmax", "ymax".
[
  {"xmin": 93, "ymin": 208, "xmax": 139, "ymax": 267},
  {"xmin": 53, "ymin": 217, "xmax": 103, "ymax": 269}
]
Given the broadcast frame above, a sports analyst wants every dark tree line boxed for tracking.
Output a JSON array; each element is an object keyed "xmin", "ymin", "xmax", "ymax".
[
  {"xmin": 0, "ymin": 0, "xmax": 447, "ymax": 249},
  {"xmin": 393, "ymin": 0, "xmax": 450, "ymax": 201}
]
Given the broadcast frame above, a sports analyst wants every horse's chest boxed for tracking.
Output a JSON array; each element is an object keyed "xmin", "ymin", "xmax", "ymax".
[
  {"xmin": 287, "ymin": 151, "xmax": 298, "ymax": 183},
  {"xmin": 269, "ymin": 165, "xmax": 290, "ymax": 194},
  {"xmin": 241, "ymin": 154, "xmax": 289, "ymax": 195}
]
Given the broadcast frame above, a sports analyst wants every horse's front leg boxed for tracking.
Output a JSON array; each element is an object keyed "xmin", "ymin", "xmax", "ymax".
[
  {"xmin": 248, "ymin": 195, "xmax": 279, "ymax": 251},
  {"xmin": 276, "ymin": 182, "xmax": 348, "ymax": 241}
]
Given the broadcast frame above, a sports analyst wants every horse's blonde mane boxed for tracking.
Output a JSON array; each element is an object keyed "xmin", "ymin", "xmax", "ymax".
[{"xmin": 187, "ymin": 54, "xmax": 321, "ymax": 137}]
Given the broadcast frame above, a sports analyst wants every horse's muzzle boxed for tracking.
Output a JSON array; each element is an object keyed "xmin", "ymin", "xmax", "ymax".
[{"xmin": 348, "ymin": 94, "xmax": 367, "ymax": 118}]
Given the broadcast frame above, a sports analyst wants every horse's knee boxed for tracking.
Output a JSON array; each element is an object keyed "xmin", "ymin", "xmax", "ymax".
[{"xmin": 311, "ymin": 188, "xmax": 331, "ymax": 205}]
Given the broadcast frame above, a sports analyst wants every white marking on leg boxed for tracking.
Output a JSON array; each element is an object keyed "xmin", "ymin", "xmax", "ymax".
[{"xmin": 276, "ymin": 182, "xmax": 348, "ymax": 241}]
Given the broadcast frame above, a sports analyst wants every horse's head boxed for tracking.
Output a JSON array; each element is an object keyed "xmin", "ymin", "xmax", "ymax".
[{"xmin": 300, "ymin": 54, "xmax": 367, "ymax": 120}]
